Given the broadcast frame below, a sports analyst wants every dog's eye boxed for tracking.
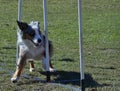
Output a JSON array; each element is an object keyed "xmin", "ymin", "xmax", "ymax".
[{"xmin": 29, "ymin": 30, "xmax": 35, "ymax": 37}]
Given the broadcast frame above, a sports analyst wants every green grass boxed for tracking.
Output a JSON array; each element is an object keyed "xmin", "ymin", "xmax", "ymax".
[{"xmin": 0, "ymin": 0, "xmax": 120, "ymax": 91}]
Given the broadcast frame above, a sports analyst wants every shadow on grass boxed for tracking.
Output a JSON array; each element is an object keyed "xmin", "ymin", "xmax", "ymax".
[
  {"xmin": 40, "ymin": 71, "xmax": 110, "ymax": 88},
  {"xmin": 14, "ymin": 70, "xmax": 111, "ymax": 88},
  {"xmin": 97, "ymin": 47, "xmax": 120, "ymax": 51},
  {"xmin": 1, "ymin": 46, "xmax": 16, "ymax": 50},
  {"xmin": 59, "ymin": 58, "xmax": 74, "ymax": 62}
]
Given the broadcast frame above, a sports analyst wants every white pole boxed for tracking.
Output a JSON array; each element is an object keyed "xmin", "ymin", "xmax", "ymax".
[
  {"xmin": 43, "ymin": 0, "xmax": 50, "ymax": 81},
  {"xmin": 78, "ymin": 0, "xmax": 85, "ymax": 91},
  {"xmin": 18, "ymin": 0, "xmax": 22, "ymax": 21},
  {"xmin": 17, "ymin": 0, "xmax": 22, "ymax": 61}
]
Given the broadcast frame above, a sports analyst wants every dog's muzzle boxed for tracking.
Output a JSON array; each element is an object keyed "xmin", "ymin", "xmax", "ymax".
[{"xmin": 33, "ymin": 38, "xmax": 42, "ymax": 46}]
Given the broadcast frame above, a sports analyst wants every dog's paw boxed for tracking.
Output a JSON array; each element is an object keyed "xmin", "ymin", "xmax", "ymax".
[
  {"xmin": 11, "ymin": 77, "xmax": 19, "ymax": 83},
  {"xmin": 49, "ymin": 68, "xmax": 56, "ymax": 72},
  {"xmin": 29, "ymin": 68, "xmax": 35, "ymax": 72}
]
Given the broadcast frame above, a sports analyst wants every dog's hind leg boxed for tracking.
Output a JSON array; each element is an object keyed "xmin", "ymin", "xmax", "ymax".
[
  {"xmin": 29, "ymin": 61, "xmax": 35, "ymax": 72},
  {"xmin": 11, "ymin": 55, "xmax": 26, "ymax": 83}
]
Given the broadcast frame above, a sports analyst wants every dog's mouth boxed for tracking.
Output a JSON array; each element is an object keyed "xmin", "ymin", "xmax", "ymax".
[
  {"xmin": 30, "ymin": 39, "xmax": 41, "ymax": 47},
  {"xmin": 34, "ymin": 42, "xmax": 42, "ymax": 47},
  {"xmin": 35, "ymin": 43, "xmax": 40, "ymax": 46}
]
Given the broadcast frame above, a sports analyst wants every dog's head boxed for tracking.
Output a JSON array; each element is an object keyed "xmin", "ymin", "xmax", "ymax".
[{"xmin": 17, "ymin": 21, "xmax": 43, "ymax": 46}]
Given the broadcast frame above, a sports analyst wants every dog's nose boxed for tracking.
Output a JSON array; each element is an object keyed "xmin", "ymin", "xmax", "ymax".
[{"xmin": 38, "ymin": 39, "xmax": 41, "ymax": 43}]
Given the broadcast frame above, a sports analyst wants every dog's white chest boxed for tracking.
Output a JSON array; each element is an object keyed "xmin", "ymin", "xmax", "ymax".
[
  {"xmin": 19, "ymin": 39, "xmax": 45, "ymax": 60},
  {"xmin": 28, "ymin": 45, "xmax": 45, "ymax": 59}
]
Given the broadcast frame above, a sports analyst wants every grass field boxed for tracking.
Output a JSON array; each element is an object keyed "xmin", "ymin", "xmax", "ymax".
[{"xmin": 0, "ymin": 0, "xmax": 120, "ymax": 91}]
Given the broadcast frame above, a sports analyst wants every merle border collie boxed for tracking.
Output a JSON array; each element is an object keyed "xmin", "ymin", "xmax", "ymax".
[{"xmin": 11, "ymin": 21, "xmax": 55, "ymax": 83}]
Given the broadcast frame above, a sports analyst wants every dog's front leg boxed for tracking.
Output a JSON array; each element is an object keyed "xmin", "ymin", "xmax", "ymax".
[
  {"xmin": 11, "ymin": 55, "xmax": 26, "ymax": 83},
  {"xmin": 29, "ymin": 61, "xmax": 35, "ymax": 72}
]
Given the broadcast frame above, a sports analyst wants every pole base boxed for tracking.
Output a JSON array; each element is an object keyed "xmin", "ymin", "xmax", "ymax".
[
  {"xmin": 81, "ymin": 79, "xmax": 85, "ymax": 91},
  {"xmin": 46, "ymin": 71, "xmax": 50, "ymax": 82}
]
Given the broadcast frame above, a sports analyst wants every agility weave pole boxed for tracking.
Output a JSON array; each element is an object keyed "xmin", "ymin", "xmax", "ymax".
[
  {"xmin": 43, "ymin": 0, "xmax": 51, "ymax": 82},
  {"xmin": 17, "ymin": 0, "xmax": 22, "ymax": 61},
  {"xmin": 18, "ymin": 0, "xmax": 22, "ymax": 21},
  {"xmin": 78, "ymin": 0, "xmax": 85, "ymax": 91}
]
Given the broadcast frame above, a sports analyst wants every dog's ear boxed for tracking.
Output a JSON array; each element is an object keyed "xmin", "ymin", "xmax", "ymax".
[{"xmin": 17, "ymin": 20, "xmax": 28, "ymax": 31}]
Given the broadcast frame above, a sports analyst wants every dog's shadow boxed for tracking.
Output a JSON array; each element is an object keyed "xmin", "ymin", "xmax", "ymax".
[
  {"xmin": 16, "ymin": 57, "xmax": 110, "ymax": 88},
  {"xmin": 40, "ymin": 70, "xmax": 109, "ymax": 88},
  {"xmin": 17, "ymin": 70, "xmax": 110, "ymax": 88}
]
